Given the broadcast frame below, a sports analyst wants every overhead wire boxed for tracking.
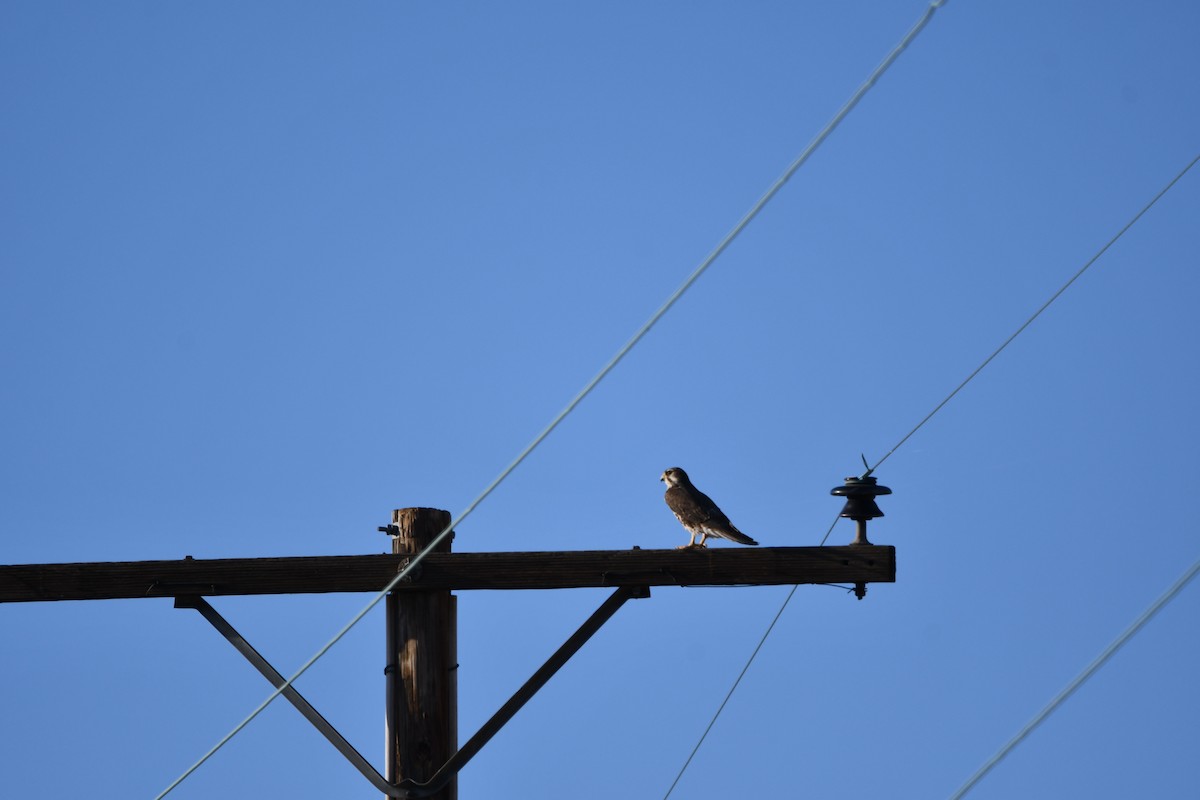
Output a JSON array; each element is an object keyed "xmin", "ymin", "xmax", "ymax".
[
  {"xmin": 868, "ymin": 150, "xmax": 1200, "ymax": 477},
  {"xmin": 156, "ymin": 2, "xmax": 955, "ymax": 796},
  {"xmin": 947, "ymin": 554, "xmax": 1200, "ymax": 799},
  {"xmin": 662, "ymin": 583, "xmax": 800, "ymax": 800},
  {"xmin": 818, "ymin": 148, "xmax": 1200, "ymax": 549},
  {"xmin": 665, "ymin": 149, "xmax": 1200, "ymax": 797}
]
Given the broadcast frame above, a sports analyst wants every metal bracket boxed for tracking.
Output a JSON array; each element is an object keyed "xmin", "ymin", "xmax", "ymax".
[
  {"xmin": 175, "ymin": 584, "xmax": 649, "ymax": 798},
  {"xmin": 174, "ymin": 595, "xmax": 399, "ymax": 795}
]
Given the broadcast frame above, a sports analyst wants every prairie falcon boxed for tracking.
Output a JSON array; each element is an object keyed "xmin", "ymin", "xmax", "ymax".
[{"xmin": 661, "ymin": 467, "xmax": 758, "ymax": 548}]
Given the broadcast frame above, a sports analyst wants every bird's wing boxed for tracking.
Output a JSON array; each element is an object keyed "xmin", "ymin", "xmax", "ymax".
[
  {"xmin": 666, "ymin": 485, "xmax": 731, "ymax": 528},
  {"xmin": 689, "ymin": 488, "xmax": 733, "ymax": 526}
]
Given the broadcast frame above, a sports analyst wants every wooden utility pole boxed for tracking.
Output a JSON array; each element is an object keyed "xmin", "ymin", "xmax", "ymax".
[
  {"xmin": 385, "ymin": 508, "xmax": 457, "ymax": 800},
  {"xmin": 0, "ymin": 508, "xmax": 897, "ymax": 796}
]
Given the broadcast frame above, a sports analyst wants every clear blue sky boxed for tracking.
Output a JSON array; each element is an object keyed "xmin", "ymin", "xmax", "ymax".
[{"xmin": 3, "ymin": 2, "xmax": 1198, "ymax": 798}]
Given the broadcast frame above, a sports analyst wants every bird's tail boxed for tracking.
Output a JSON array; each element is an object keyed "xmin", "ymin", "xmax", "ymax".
[{"xmin": 728, "ymin": 526, "xmax": 758, "ymax": 546}]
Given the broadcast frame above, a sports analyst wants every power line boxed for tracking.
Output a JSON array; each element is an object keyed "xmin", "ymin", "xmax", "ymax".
[
  {"xmin": 670, "ymin": 147, "xmax": 1200, "ymax": 796},
  {"xmin": 870, "ymin": 151, "xmax": 1200, "ymax": 476},
  {"xmin": 947, "ymin": 554, "xmax": 1200, "ymax": 800},
  {"xmin": 662, "ymin": 585, "xmax": 799, "ymax": 799},
  {"xmin": 819, "ymin": 148, "xmax": 1200, "ymax": 549},
  {"xmin": 158, "ymin": 2, "xmax": 950, "ymax": 795}
]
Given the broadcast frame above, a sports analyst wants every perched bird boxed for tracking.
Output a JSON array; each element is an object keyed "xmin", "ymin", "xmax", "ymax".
[{"xmin": 661, "ymin": 467, "xmax": 758, "ymax": 548}]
